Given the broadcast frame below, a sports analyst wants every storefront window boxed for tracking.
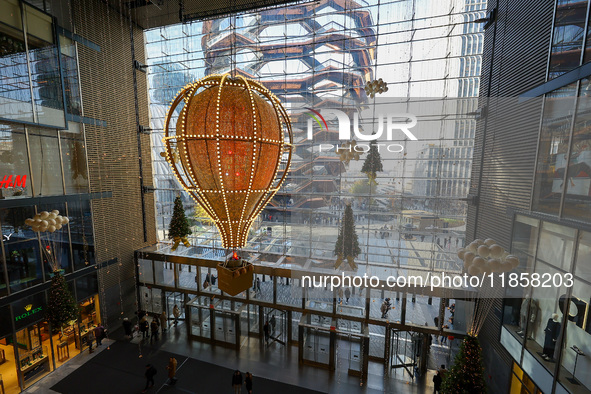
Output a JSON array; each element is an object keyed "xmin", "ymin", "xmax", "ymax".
[
  {"xmin": 533, "ymin": 83, "xmax": 578, "ymax": 216},
  {"xmin": 1, "ymin": 206, "xmax": 43, "ymax": 292},
  {"xmin": 548, "ymin": 0, "xmax": 588, "ymax": 79},
  {"xmin": 558, "ymin": 231, "xmax": 591, "ymax": 392},
  {"xmin": 0, "ymin": 123, "xmax": 32, "ymax": 198},
  {"xmin": 536, "ymin": 222, "xmax": 576, "ymax": 272},
  {"xmin": 0, "ymin": 0, "xmax": 35, "ymax": 124},
  {"xmin": 59, "ymin": 35, "xmax": 81, "ymax": 116},
  {"xmin": 67, "ymin": 199, "xmax": 95, "ymax": 270},
  {"xmin": 24, "ymin": 3, "xmax": 65, "ymax": 128},
  {"xmin": 60, "ymin": 124, "xmax": 89, "ymax": 194},
  {"xmin": 575, "ymin": 231, "xmax": 591, "ymax": 282},
  {"xmin": 76, "ymin": 274, "xmax": 98, "ymax": 302},
  {"xmin": 28, "ymin": 127, "xmax": 63, "ymax": 196},
  {"xmin": 563, "ymin": 78, "xmax": 591, "ymax": 221},
  {"xmin": 510, "ymin": 362, "xmax": 542, "ymax": 394},
  {"xmin": 38, "ymin": 202, "xmax": 71, "ymax": 275},
  {"xmin": 526, "ymin": 262, "xmax": 570, "ymax": 370},
  {"xmin": 512, "ymin": 215, "xmax": 540, "ymax": 257},
  {"xmin": 0, "ymin": 255, "xmax": 6, "ymax": 298}
]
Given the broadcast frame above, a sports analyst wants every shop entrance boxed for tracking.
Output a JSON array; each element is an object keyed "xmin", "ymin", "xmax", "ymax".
[{"xmin": 0, "ymin": 335, "xmax": 18, "ymax": 394}]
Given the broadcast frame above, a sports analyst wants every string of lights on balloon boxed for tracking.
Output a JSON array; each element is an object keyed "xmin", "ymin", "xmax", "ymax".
[{"xmin": 162, "ymin": 73, "xmax": 293, "ymax": 251}]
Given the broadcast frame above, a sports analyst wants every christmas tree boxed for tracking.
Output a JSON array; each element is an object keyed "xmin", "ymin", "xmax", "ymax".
[
  {"xmin": 169, "ymin": 196, "xmax": 192, "ymax": 250},
  {"xmin": 46, "ymin": 272, "xmax": 79, "ymax": 329},
  {"xmin": 441, "ymin": 335, "xmax": 486, "ymax": 394},
  {"xmin": 334, "ymin": 203, "xmax": 361, "ymax": 269},
  {"xmin": 361, "ymin": 140, "xmax": 383, "ymax": 182}
]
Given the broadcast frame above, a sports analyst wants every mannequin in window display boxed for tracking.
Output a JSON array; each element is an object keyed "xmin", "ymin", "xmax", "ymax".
[
  {"xmin": 542, "ymin": 313, "xmax": 560, "ymax": 361},
  {"xmin": 517, "ymin": 297, "xmax": 538, "ymax": 339}
]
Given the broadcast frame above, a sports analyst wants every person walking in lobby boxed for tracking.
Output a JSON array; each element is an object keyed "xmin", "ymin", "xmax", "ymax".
[
  {"xmin": 87, "ymin": 330, "xmax": 95, "ymax": 353},
  {"xmin": 94, "ymin": 323, "xmax": 105, "ymax": 346},
  {"xmin": 167, "ymin": 357, "xmax": 177, "ymax": 385},
  {"xmin": 244, "ymin": 372, "xmax": 253, "ymax": 394},
  {"xmin": 123, "ymin": 317, "xmax": 133, "ymax": 338},
  {"xmin": 433, "ymin": 370, "xmax": 442, "ymax": 393},
  {"xmin": 150, "ymin": 318, "xmax": 159, "ymax": 343},
  {"xmin": 231, "ymin": 370, "xmax": 243, "ymax": 394},
  {"xmin": 173, "ymin": 305, "xmax": 181, "ymax": 326},
  {"xmin": 263, "ymin": 321, "xmax": 270, "ymax": 345},
  {"xmin": 143, "ymin": 364, "xmax": 157, "ymax": 392}
]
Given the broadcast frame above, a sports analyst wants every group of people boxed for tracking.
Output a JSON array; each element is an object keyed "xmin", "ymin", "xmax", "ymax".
[
  {"xmin": 142, "ymin": 357, "xmax": 178, "ymax": 393},
  {"xmin": 87, "ymin": 323, "xmax": 106, "ymax": 353},
  {"xmin": 337, "ymin": 287, "xmax": 352, "ymax": 304},
  {"xmin": 128, "ymin": 307, "xmax": 182, "ymax": 341},
  {"xmin": 232, "ymin": 370, "xmax": 254, "ymax": 394},
  {"xmin": 432, "ymin": 364, "xmax": 448, "ymax": 393}
]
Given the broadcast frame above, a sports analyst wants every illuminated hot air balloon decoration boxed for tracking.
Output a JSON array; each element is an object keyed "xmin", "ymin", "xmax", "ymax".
[{"xmin": 163, "ymin": 73, "xmax": 293, "ymax": 295}]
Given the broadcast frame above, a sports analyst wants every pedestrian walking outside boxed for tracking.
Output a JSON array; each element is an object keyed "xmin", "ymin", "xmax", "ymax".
[
  {"xmin": 244, "ymin": 372, "xmax": 253, "ymax": 394},
  {"xmin": 142, "ymin": 364, "xmax": 157, "ymax": 392},
  {"xmin": 381, "ymin": 298, "xmax": 391, "ymax": 319},
  {"xmin": 231, "ymin": 370, "xmax": 243, "ymax": 394},
  {"xmin": 345, "ymin": 288, "xmax": 351, "ymax": 304},
  {"xmin": 256, "ymin": 277, "xmax": 261, "ymax": 294},
  {"xmin": 166, "ymin": 357, "xmax": 177, "ymax": 385},
  {"xmin": 263, "ymin": 321, "xmax": 270, "ymax": 345}
]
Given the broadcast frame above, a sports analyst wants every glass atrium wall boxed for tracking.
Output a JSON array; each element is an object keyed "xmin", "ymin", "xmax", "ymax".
[{"xmin": 145, "ymin": 0, "xmax": 486, "ymax": 276}]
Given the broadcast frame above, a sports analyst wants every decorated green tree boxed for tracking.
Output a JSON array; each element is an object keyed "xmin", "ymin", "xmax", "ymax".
[
  {"xmin": 334, "ymin": 203, "xmax": 361, "ymax": 269},
  {"xmin": 441, "ymin": 335, "xmax": 486, "ymax": 394},
  {"xmin": 168, "ymin": 196, "xmax": 192, "ymax": 251},
  {"xmin": 46, "ymin": 272, "xmax": 79, "ymax": 330},
  {"xmin": 361, "ymin": 140, "xmax": 383, "ymax": 182}
]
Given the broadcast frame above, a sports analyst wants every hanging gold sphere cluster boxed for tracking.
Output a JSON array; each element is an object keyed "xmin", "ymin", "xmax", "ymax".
[
  {"xmin": 163, "ymin": 73, "xmax": 293, "ymax": 249},
  {"xmin": 364, "ymin": 78, "xmax": 388, "ymax": 98},
  {"xmin": 338, "ymin": 140, "xmax": 361, "ymax": 164},
  {"xmin": 457, "ymin": 238, "xmax": 519, "ymax": 276},
  {"xmin": 25, "ymin": 210, "xmax": 69, "ymax": 233}
]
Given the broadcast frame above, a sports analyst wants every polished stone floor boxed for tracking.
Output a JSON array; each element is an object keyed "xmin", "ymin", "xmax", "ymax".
[{"xmin": 24, "ymin": 321, "xmax": 454, "ymax": 393}]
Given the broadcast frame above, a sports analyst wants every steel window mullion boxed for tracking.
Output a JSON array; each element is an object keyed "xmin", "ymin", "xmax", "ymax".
[
  {"xmin": 19, "ymin": 0, "xmax": 38, "ymax": 124},
  {"xmin": 578, "ymin": 0, "xmax": 591, "ymax": 66},
  {"xmin": 545, "ymin": 0, "xmax": 559, "ymax": 82},
  {"xmin": 558, "ymin": 79, "xmax": 581, "ymax": 218}
]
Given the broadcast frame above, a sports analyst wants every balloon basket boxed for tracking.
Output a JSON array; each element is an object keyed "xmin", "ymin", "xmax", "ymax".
[{"xmin": 216, "ymin": 259, "xmax": 254, "ymax": 296}]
